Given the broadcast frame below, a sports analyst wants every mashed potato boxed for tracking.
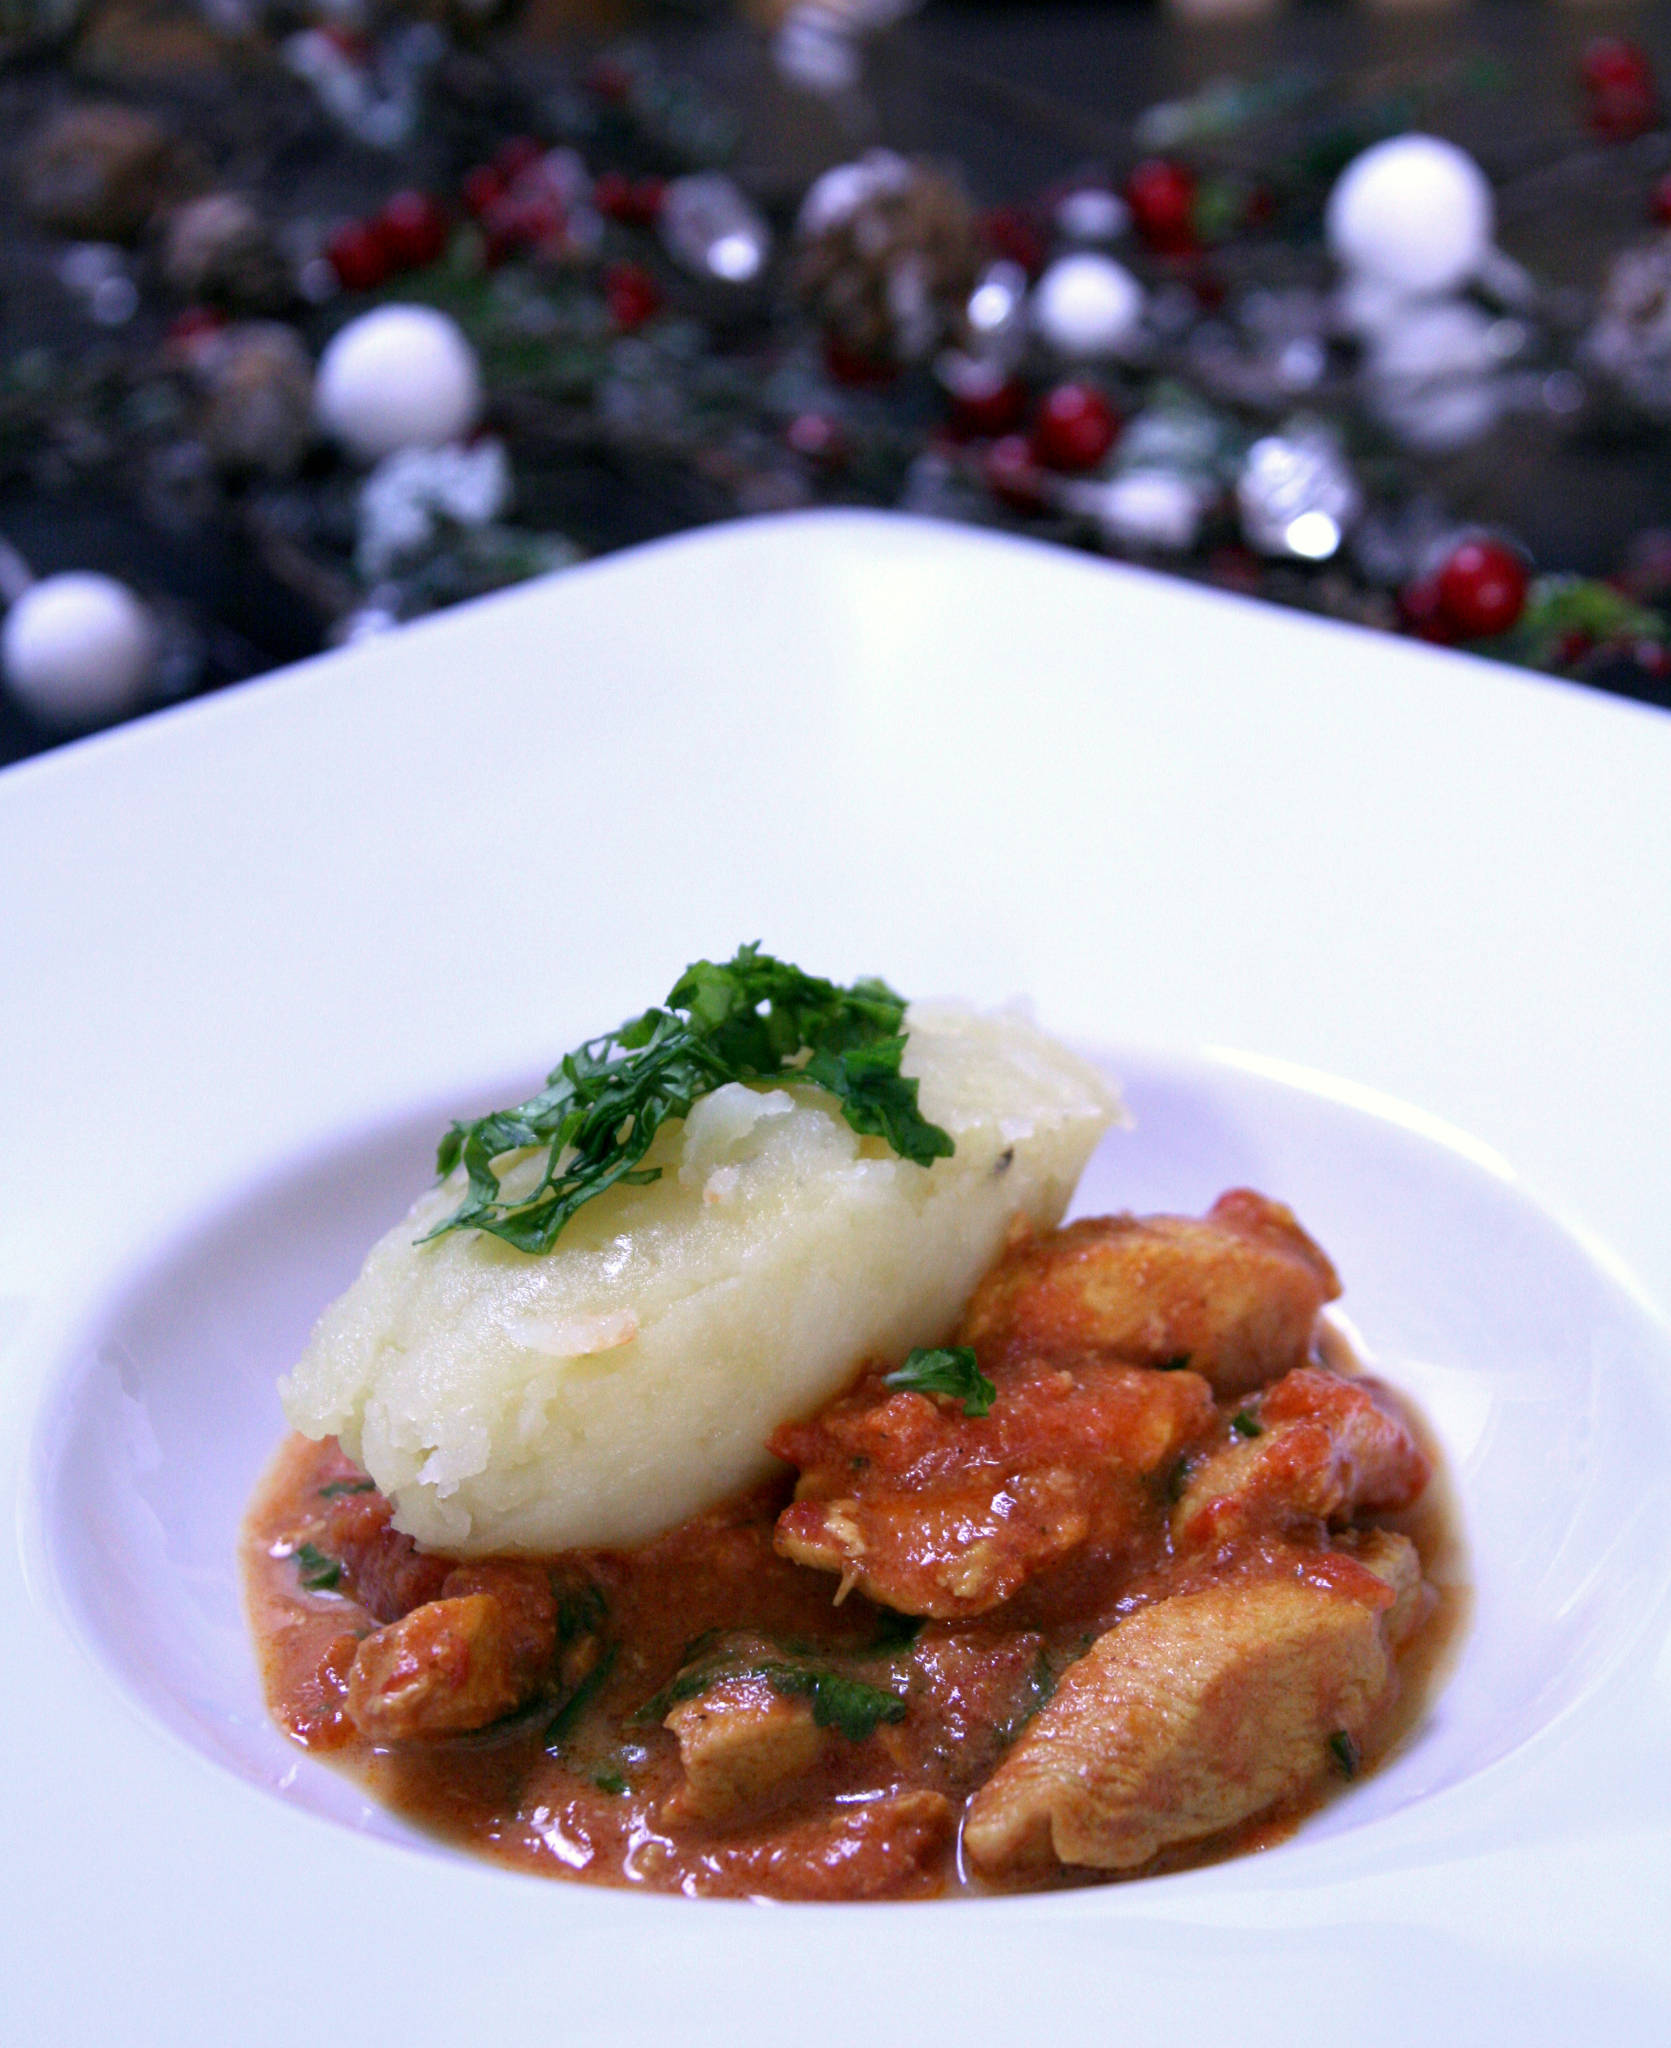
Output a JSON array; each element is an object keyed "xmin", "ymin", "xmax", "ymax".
[{"xmin": 281, "ymin": 1003, "xmax": 1120, "ymax": 1552}]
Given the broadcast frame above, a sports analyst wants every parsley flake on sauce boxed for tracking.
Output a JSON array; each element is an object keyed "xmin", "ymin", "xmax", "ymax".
[
  {"xmin": 293, "ymin": 1542, "xmax": 342, "ymax": 1591},
  {"xmin": 883, "ymin": 1345, "xmax": 996, "ymax": 1417},
  {"xmin": 425, "ymin": 944, "xmax": 955, "ymax": 1254}
]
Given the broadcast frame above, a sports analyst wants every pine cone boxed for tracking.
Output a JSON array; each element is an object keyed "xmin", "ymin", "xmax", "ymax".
[{"xmin": 795, "ymin": 151, "xmax": 981, "ymax": 367}]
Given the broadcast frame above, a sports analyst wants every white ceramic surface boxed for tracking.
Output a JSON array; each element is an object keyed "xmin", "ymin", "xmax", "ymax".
[{"xmin": 5, "ymin": 511, "xmax": 1671, "ymax": 2046}]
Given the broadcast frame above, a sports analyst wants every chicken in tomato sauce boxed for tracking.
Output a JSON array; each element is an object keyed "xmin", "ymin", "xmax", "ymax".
[{"xmin": 245, "ymin": 1188, "xmax": 1462, "ymax": 1900}]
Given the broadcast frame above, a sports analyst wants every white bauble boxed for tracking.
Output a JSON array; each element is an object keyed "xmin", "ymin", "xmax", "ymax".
[
  {"xmin": 1032, "ymin": 252, "xmax": 1145, "ymax": 358},
  {"xmin": 2, "ymin": 572, "xmax": 155, "ymax": 726},
  {"xmin": 314, "ymin": 304, "xmax": 482, "ymax": 463},
  {"xmin": 1325, "ymin": 134, "xmax": 1494, "ymax": 299}
]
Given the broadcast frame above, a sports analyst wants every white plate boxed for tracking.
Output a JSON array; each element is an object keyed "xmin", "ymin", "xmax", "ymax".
[{"xmin": 5, "ymin": 511, "xmax": 1671, "ymax": 2046}]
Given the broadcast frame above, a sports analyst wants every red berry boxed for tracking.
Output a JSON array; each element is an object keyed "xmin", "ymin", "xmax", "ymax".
[
  {"xmin": 823, "ymin": 338, "xmax": 899, "ymax": 388},
  {"xmin": 979, "ymin": 205, "xmax": 1046, "ymax": 280},
  {"xmin": 166, "ymin": 304, "xmax": 226, "ymax": 348},
  {"xmin": 1208, "ymin": 546, "xmax": 1263, "ymax": 597},
  {"xmin": 495, "ymin": 136, "xmax": 546, "ymax": 184},
  {"xmin": 984, "ymin": 433, "xmax": 1048, "ymax": 512},
  {"xmin": 785, "ymin": 411, "xmax": 845, "ymax": 463},
  {"xmin": 1398, "ymin": 576, "xmax": 1454, "ymax": 643},
  {"xmin": 946, "ymin": 366, "xmax": 1027, "ymax": 439},
  {"xmin": 480, "ymin": 192, "xmax": 566, "ymax": 267},
  {"xmin": 325, "ymin": 219, "xmax": 391, "ymax": 293},
  {"xmin": 1435, "ymin": 538, "xmax": 1529, "ymax": 638},
  {"xmin": 378, "ymin": 190, "xmax": 448, "ymax": 271},
  {"xmin": 461, "ymin": 165, "xmax": 504, "ymax": 219},
  {"xmin": 1582, "ymin": 38, "xmax": 1658, "ymax": 141},
  {"xmin": 604, "ymin": 258, "xmax": 661, "ymax": 332},
  {"xmin": 1031, "ymin": 383, "xmax": 1118, "ymax": 472},
  {"xmin": 587, "ymin": 57, "xmax": 633, "ymax": 104},
  {"xmin": 595, "ymin": 171, "xmax": 666, "ymax": 226},
  {"xmin": 1651, "ymin": 171, "xmax": 1671, "ymax": 225},
  {"xmin": 1126, "ymin": 159, "xmax": 1199, "ymax": 256},
  {"xmin": 593, "ymin": 170, "xmax": 633, "ymax": 220},
  {"xmin": 320, "ymin": 25, "xmax": 371, "ymax": 64}
]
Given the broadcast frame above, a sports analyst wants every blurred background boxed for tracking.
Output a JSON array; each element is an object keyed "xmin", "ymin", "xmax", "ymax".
[{"xmin": 4, "ymin": 0, "xmax": 1671, "ymax": 765}]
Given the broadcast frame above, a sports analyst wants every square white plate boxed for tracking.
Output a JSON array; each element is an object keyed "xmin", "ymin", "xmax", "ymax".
[{"xmin": 5, "ymin": 511, "xmax": 1671, "ymax": 2046}]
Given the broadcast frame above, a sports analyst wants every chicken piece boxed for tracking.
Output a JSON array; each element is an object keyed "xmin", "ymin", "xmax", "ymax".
[
  {"xmin": 662, "ymin": 1673, "xmax": 828, "ymax": 1826},
  {"xmin": 346, "ymin": 1567, "xmax": 558, "ymax": 1741},
  {"xmin": 772, "ymin": 1355, "xmax": 1213, "ymax": 1619},
  {"xmin": 957, "ymin": 1191, "xmax": 1340, "ymax": 1400},
  {"xmin": 962, "ymin": 1568, "xmax": 1403, "ymax": 1879},
  {"xmin": 1173, "ymin": 1367, "xmax": 1429, "ymax": 1550},
  {"xmin": 322, "ymin": 1487, "xmax": 451, "ymax": 1623},
  {"xmin": 1350, "ymin": 1529, "xmax": 1427, "ymax": 1649}
]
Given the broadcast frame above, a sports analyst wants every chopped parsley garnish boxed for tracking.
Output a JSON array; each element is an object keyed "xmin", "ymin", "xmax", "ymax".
[
  {"xmin": 545, "ymin": 1645, "xmax": 617, "ymax": 1753},
  {"xmin": 1327, "ymin": 1729, "xmax": 1360, "ymax": 1780},
  {"xmin": 316, "ymin": 1477, "xmax": 377, "ymax": 1498},
  {"xmin": 556, "ymin": 1581, "xmax": 608, "ymax": 1642},
  {"xmin": 593, "ymin": 1769, "xmax": 628, "ymax": 1796},
  {"xmin": 636, "ymin": 1654, "xmax": 907, "ymax": 1743},
  {"xmin": 883, "ymin": 1345, "xmax": 996, "ymax": 1417},
  {"xmin": 1231, "ymin": 1410, "xmax": 1264, "ymax": 1439},
  {"xmin": 865, "ymin": 1608, "xmax": 924, "ymax": 1653},
  {"xmin": 425, "ymin": 944, "xmax": 954, "ymax": 1254},
  {"xmin": 1156, "ymin": 1354, "xmax": 1192, "ymax": 1372},
  {"xmin": 293, "ymin": 1542, "xmax": 342, "ymax": 1591}
]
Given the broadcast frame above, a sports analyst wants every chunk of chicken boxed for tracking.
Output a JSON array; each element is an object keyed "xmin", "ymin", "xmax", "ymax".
[
  {"xmin": 1173, "ymin": 1367, "xmax": 1430, "ymax": 1550},
  {"xmin": 962, "ymin": 1566, "xmax": 1404, "ymax": 1878},
  {"xmin": 772, "ymin": 1356, "xmax": 1213, "ymax": 1619},
  {"xmin": 663, "ymin": 1673, "xmax": 828, "ymax": 1826},
  {"xmin": 345, "ymin": 1562, "xmax": 557, "ymax": 1741},
  {"xmin": 323, "ymin": 1486, "xmax": 451, "ymax": 1623},
  {"xmin": 957, "ymin": 1191, "xmax": 1340, "ymax": 1400}
]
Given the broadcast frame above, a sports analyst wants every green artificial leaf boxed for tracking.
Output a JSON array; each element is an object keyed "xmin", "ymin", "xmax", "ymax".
[
  {"xmin": 424, "ymin": 945, "xmax": 953, "ymax": 1253},
  {"xmin": 293, "ymin": 1542, "xmax": 342, "ymax": 1591},
  {"xmin": 883, "ymin": 1345, "xmax": 996, "ymax": 1417}
]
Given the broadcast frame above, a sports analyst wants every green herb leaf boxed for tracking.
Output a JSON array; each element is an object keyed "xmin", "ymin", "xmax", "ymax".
[
  {"xmin": 1156, "ymin": 1354, "xmax": 1192, "ymax": 1372},
  {"xmin": 883, "ymin": 1345, "xmax": 996, "ymax": 1417},
  {"xmin": 316, "ymin": 1477, "xmax": 378, "ymax": 1498},
  {"xmin": 293, "ymin": 1542, "xmax": 342, "ymax": 1591},
  {"xmin": 1231, "ymin": 1410, "xmax": 1264, "ymax": 1439},
  {"xmin": 545, "ymin": 1644, "xmax": 617, "ymax": 1753},
  {"xmin": 424, "ymin": 945, "xmax": 954, "ymax": 1254},
  {"xmin": 635, "ymin": 1652, "xmax": 907, "ymax": 1742},
  {"xmin": 865, "ymin": 1608, "xmax": 924, "ymax": 1653},
  {"xmin": 1327, "ymin": 1729, "xmax": 1360, "ymax": 1780},
  {"xmin": 592, "ymin": 1769, "xmax": 627, "ymax": 1796},
  {"xmin": 772, "ymin": 1665, "xmax": 908, "ymax": 1742}
]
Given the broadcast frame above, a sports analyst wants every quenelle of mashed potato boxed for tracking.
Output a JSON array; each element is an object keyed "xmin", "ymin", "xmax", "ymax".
[{"xmin": 281, "ymin": 1001, "xmax": 1119, "ymax": 1553}]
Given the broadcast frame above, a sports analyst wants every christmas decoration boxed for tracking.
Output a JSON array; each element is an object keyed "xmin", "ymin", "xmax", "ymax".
[
  {"xmin": 314, "ymin": 305, "xmax": 483, "ymax": 463},
  {"xmin": 1031, "ymin": 253, "xmax": 1145, "ymax": 360},
  {"xmin": 1325, "ymin": 136, "xmax": 1494, "ymax": 301},
  {"xmin": 2, "ymin": 571, "xmax": 156, "ymax": 725},
  {"xmin": 795, "ymin": 151, "xmax": 981, "ymax": 366}
]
